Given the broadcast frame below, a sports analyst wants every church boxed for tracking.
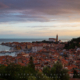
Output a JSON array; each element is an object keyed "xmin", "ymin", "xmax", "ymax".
[{"xmin": 49, "ymin": 35, "xmax": 58, "ymax": 42}]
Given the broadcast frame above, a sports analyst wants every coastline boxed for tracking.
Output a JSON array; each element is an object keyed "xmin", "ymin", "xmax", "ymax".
[{"xmin": 0, "ymin": 38, "xmax": 70, "ymax": 56}]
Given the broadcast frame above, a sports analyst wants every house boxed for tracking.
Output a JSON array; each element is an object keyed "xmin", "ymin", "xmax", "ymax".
[
  {"xmin": 49, "ymin": 38, "xmax": 56, "ymax": 42},
  {"xmin": 49, "ymin": 35, "xmax": 58, "ymax": 42},
  {"xmin": 77, "ymin": 48, "xmax": 80, "ymax": 51},
  {"xmin": 27, "ymin": 43, "xmax": 32, "ymax": 50},
  {"xmin": 32, "ymin": 45, "xmax": 43, "ymax": 52}
]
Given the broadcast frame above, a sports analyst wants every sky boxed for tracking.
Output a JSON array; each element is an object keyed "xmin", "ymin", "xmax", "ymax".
[{"xmin": 0, "ymin": 0, "xmax": 80, "ymax": 39}]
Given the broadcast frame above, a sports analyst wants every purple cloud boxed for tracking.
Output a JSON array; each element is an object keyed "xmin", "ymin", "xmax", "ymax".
[
  {"xmin": 0, "ymin": 0, "xmax": 80, "ymax": 22},
  {"xmin": 0, "ymin": 2, "xmax": 8, "ymax": 9}
]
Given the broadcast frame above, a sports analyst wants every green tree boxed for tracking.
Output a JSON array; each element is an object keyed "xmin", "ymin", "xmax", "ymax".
[
  {"xmin": 43, "ymin": 66, "xmax": 50, "ymax": 76},
  {"xmin": 28, "ymin": 76, "xmax": 37, "ymax": 80},
  {"xmin": 28, "ymin": 56, "xmax": 35, "ymax": 71},
  {"xmin": 36, "ymin": 72, "xmax": 51, "ymax": 80},
  {"xmin": 5, "ymin": 63, "xmax": 23, "ymax": 80},
  {"xmin": 0, "ymin": 65, "xmax": 6, "ymax": 79},
  {"xmin": 50, "ymin": 61, "xmax": 70, "ymax": 80},
  {"xmin": 50, "ymin": 67, "xmax": 56, "ymax": 78},
  {"xmin": 53, "ymin": 61, "xmax": 63, "ymax": 75},
  {"xmin": 60, "ymin": 69, "xmax": 70, "ymax": 80},
  {"xmin": 73, "ymin": 68, "xmax": 80, "ymax": 78}
]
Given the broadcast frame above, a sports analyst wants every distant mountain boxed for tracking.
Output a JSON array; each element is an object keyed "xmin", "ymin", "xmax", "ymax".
[{"xmin": 64, "ymin": 37, "xmax": 80, "ymax": 49}]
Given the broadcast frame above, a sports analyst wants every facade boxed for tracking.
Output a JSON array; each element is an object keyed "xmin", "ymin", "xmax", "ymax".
[
  {"xmin": 49, "ymin": 34, "xmax": 58, "ymax": 42},
  {"xmin": 32, "ymin": 46, "xmax": 43, "ymax": 52},
  {"xmin": 27, "ymin": 43, "xmax": 32, "ymax": 50},
  {"xmin": 56, "ymin": 34, "xmax": 58, "ymax": 42},
  {"xmin": 49, "ymin": 38, "xmax": 56, "ymax": 42}
]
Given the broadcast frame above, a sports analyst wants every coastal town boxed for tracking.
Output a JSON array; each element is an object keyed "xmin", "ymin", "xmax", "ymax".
[
  {"xmin": 1, "ymin": 0, "xmax": 80, "ymax": 79},
  {"xmin": 0, "ymin": 35, "xmax": 80, "ymax": 79}
]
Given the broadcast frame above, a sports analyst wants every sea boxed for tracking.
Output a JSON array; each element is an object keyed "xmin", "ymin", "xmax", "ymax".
[
  {"xmin": 0, "ymin": 38, "xmax": 48, "ymax": 44},
  {"xmin": 0, "ymin": 38, "xmax": 69, "ymax": 44},
  {"xmin": 0, "ymin": 38, "xmax": 69, "ymax": 57}
]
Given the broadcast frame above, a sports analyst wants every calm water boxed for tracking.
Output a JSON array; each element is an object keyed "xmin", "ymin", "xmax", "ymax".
[
  {"xmin": 0, "ymin": 52, "xmax": 17, "ymax": 57},
  {"xmin": 0, "ymin": 39, "xmax": 48, "ymax": 44},
  {"xmin": 0, "ymin": 45, "xmax": 16, "ymax": 56},
  {"xmin": 0, "ymin": 45, "xmax": 10, "ymax": 51},
  {"xmin": 0, "ymin": 38, "xmax": 69, "ymax": 44}
]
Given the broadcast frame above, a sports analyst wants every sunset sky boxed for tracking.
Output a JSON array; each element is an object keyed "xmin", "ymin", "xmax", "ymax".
[{"xmin": 0, "ymin": 0, "xmax": 80, "ymax": 39}]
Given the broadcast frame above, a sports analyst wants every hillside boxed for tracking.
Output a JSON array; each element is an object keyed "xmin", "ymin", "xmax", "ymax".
[{"xmin": 64, "ymin": 37, "xmax": 80, "ymax": 49}]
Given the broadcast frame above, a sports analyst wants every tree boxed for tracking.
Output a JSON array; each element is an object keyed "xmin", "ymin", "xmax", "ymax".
[
  {"xmin": 36, "ymin": 72, "xmax": 51, "ymax": 80},
  {"xmin": 50, "ymin": 61, "xmax": 70, "ymax": 80},
  {"xmin": 53, "ymin": 61, "xmax": 63, "ymax": 74},
  {"xmin": 60, "ymin": 69, "xmax": 70, "ymax": 80},
  {"xmin": 0, "ymin": 65, "xmax": 6, "ymax": 79},
  {"xmin": 27, "ymin": 56, "xmax": 36, "ymax": 76},
  {"xmin": 73, "ymin": 68, "xmax": 80, "ymax": 78},
  {"xmin": 50, "ymin": 67, "xmax": 56, "ymax": 78},
  {"xmin": 43, "ymin": 66, "xmax": 50, "ymax": 76},
  {"xmin": 5, "ymin": 63, "xmax": 23, "ymax": 80},
  {"xmin": 28, "ymin": 56, "xmax": 35, "ymax": 70},
  {"xmin": 28, "ymin": 76, "xmax": 37, "ymax": 80}
]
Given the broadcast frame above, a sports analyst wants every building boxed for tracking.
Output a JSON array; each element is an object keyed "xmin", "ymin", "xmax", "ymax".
[
  {"xmin": 32, "ymin": 45, "xmax": 43, "ymax": 52},
  {"xmin": 56, "ymin": 34, "xmax": 58, "ymax": 42},
  {"xmin": 49, "ymin": 38, "xmax": 56, "ymax": 42},
  {"xmin": 49, "ymin": 34, "xmax": 58, "ymax": 42}
]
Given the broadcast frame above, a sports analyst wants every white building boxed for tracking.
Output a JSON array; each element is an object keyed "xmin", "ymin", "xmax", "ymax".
[
  {"xmin": 49, "ymin": 38, "xmax": 56, "ymax": 42},
  {"xmin": 49, "ymin": 34, "xmax": 58, "ymax": 42},
  {"xmin": 77, "ymin": 48, "xmax": 80, "ymax": 51},
  {"xmin": 32, "ymin": 46, "xmax": 43, "ymax": 52}
]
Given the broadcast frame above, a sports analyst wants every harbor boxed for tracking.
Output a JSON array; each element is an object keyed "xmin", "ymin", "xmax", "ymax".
[{"xmin": 0, "ymin": 44, "xmax": 11, "ymax": 51}]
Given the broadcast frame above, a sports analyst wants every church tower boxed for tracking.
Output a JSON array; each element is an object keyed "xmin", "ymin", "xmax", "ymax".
[{"xmin": 56, "ymin": 34, "xmax": 58, "ymax": 42}]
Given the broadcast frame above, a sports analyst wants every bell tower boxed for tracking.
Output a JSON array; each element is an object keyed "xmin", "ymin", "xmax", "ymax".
[{"xmin": 56, "ymin": 34, "xmax": 58, "ymax": 42}]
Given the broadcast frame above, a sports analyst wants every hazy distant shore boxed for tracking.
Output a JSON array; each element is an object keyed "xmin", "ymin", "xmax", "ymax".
[{"xmin": 0, "ymin": 39, "xmax": 70, "ymax": 44}]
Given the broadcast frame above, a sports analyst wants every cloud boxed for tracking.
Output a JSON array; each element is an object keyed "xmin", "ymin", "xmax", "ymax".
[
  {"xmin": 0, "ymin": 2, "xmax": 8, "ymax": 9},
  {"xmin": 1, "ymin": 0, "xmax": 80, "ymax": 14},
  {"xmin": 0, "ymin": 0, "xmax": 80, "ymax": 23},
  {"xmin": 0, "ymin": 31, "xmax": 13, "ymax": 34},
  {"xmin": 0, "ymin": 10, "xmax": 50, "ymax": 23}
]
